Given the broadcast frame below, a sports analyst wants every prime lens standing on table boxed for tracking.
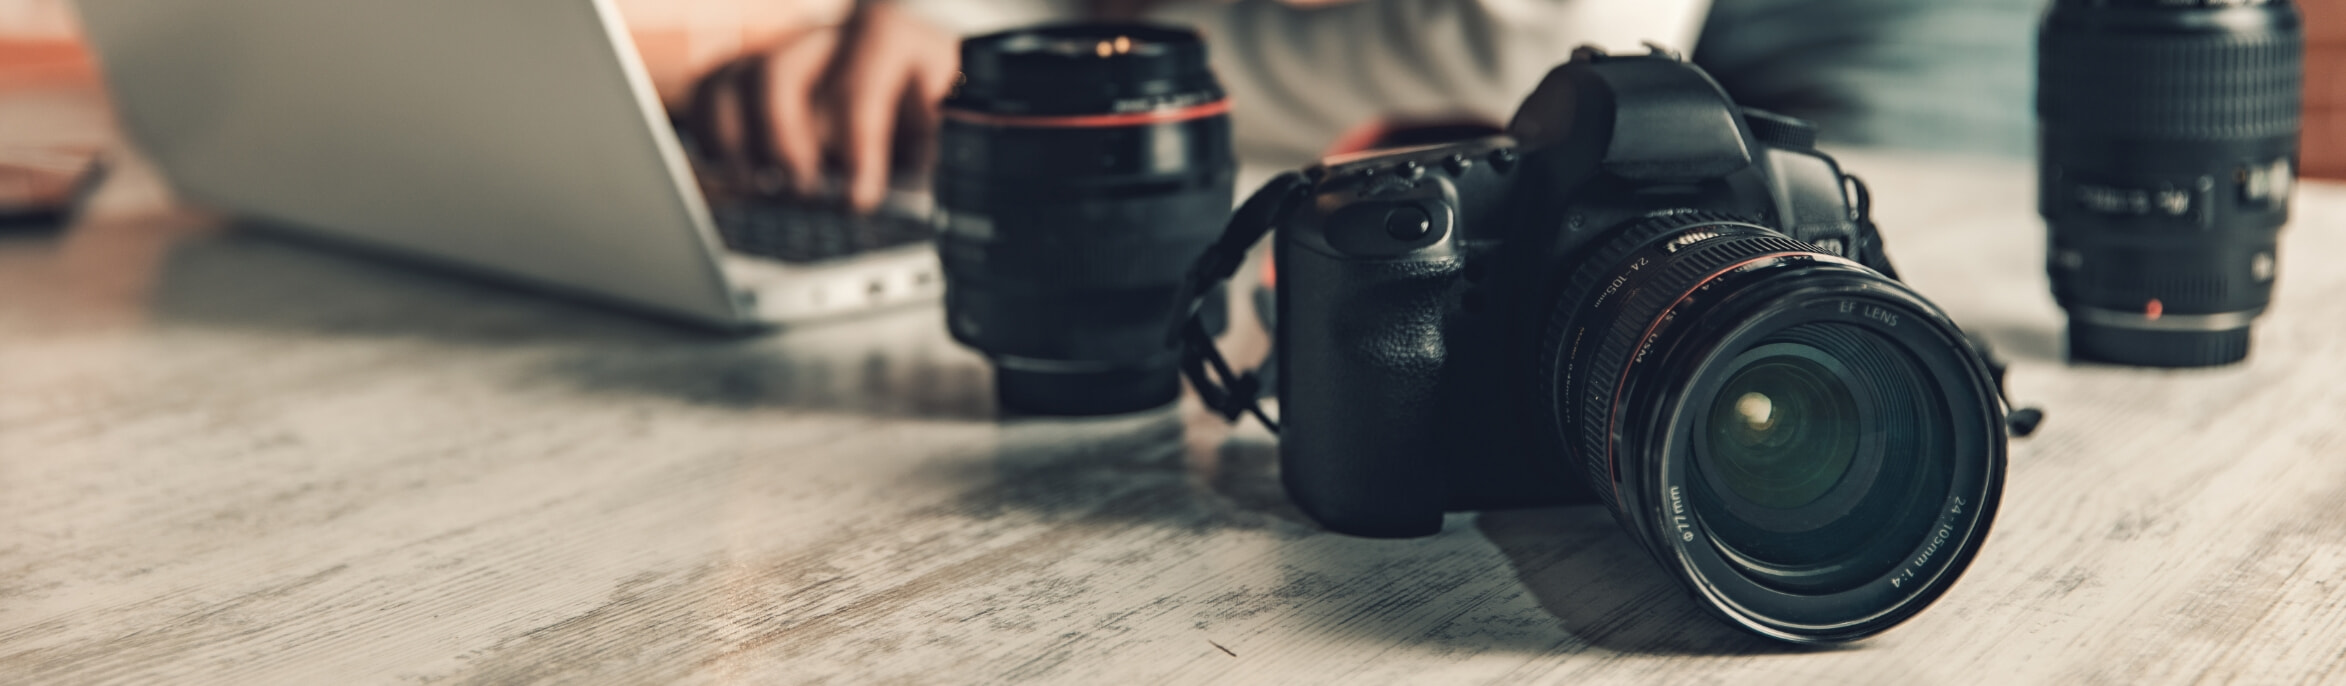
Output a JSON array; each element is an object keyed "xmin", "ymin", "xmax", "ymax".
[
  {"xmin": 2038, "ymin": 0, "xmax": 2304, "ymax": 367},
  {"xmin": 935, "ymin": 25, "xmax": 1234, "ymax": 415}
]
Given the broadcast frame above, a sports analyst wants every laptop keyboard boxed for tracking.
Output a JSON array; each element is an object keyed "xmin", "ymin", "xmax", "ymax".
[{"xmin": 710, "ymin": 201, "xmax": 935, "ymax": 264}]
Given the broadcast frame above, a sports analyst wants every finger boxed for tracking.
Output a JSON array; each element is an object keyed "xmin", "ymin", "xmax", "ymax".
[
  {"xmin": 732, "ymin": 55, "xmax": 787, "ymax": 195},
  {"xmin": 685, "ymin": 57, "xmax": 741, "ymax": 163},
  {"xmin": 893, "ymin": 78, "xmax": 940, "ymax": 174},
  {"xmin": 764, "ymin": 32, "xmax": 838, "ymax": 198},
  {"xmin": 839, "ymin": 53, "xmax": 910, "ymax": 212},
  {"xmin": 893, "ymin": 44, "xmax": 959, "ymax": 174},
  {"xmin": 696, "ymin": 58, "xmax": 758, "ymax": 189}
]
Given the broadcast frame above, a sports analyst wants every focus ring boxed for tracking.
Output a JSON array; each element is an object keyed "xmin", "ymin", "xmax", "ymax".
[
  {"xmin": 1538, "ymin": 212, "xmax": 1746, "ymax": 510},
  {"xmin": 2039, "ymin": 31, "xmax": 2302, "ymax": 140}
]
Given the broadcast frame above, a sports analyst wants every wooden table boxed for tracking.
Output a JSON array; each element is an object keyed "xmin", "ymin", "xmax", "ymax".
[{"xmin": 5, "ymin": 90, "xmax": 2346, "ymax": 684}]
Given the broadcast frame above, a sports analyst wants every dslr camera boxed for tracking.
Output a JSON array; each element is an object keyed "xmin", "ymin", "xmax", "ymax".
[{"xmin": 1192, "ymin": 47, "xmax": 2012, "ymax": 642}]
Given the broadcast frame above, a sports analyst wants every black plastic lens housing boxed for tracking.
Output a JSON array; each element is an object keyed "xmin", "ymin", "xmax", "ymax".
[
  {"xmin": 2037, "ymin": 0, "xmax": 2303, "ymax": 367},
  {"xmin": 935, "ymin": 24, "xmax": 1235, "ymax": 415},
  {"xmin": 1541, "ymin": 216, "xmax": 2005, "ymax": 641}
]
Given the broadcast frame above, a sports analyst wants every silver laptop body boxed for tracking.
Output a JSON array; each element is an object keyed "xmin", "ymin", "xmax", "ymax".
[{"xmin": 73, "ymin": 0, "xmax": 943, "ymax": 328}]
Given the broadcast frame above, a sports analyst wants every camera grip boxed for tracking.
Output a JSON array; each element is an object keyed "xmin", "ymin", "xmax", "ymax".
[{"xmin": 1277, "ymin": 243, "xmax": 1462, "ymax": 538}]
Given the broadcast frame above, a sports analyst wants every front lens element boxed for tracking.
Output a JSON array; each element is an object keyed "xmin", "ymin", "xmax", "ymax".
[
  {"xmin": 1702, "ymin": 349, "xmax": 1860, "ymax": 510},
  {"xmin": 1685, "ymin": 324, "xmax": 1952, "ymax": 594},
  {"xmin": 1539, "ymin": 213, "xmax": 2005, "ymax": 642}
]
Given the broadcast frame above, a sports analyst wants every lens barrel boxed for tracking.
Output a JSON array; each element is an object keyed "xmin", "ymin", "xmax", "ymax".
[
  {"xmin": 2038, "ymin": 0, "xmax": 2303, "ymax": 367},
  {"xmin": 1539, "ymin": 214, "xmax": 2006, "ymax": 641},
  {"xmin": 936, "ymin": 24, "xmax": 1235, "ymax": 415}
]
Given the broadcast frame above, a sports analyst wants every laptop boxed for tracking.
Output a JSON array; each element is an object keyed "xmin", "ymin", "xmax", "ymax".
[{"xmin": 72, "ymin": 0, "xmax": 942, "ymax": 329}]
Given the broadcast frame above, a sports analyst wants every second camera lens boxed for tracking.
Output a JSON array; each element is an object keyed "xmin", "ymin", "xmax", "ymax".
[
  {"xmin": 935, "ymin": 24, "xmax": 1236, "ymax": 415},
  {"xmin": 2037, "ymin": 0, "xmax": 2304, "ymax": 366}
]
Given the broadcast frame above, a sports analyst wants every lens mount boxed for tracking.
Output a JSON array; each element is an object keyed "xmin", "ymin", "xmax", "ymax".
[
  {"xmin": 991, "ymin": 355, "xmax": 1184, "ymax": 416},
  {"xmin": 2066, "ymin": 306, "xmax": 2255, "ymax": 367},
  {"xmin": 1539, "ymin": 213, "xmax": 2007, "ymax": 642}
]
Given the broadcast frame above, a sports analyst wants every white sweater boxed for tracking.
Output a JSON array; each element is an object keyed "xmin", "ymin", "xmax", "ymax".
[{"xmin": 901, "ymin": 0, "xmax": 1711, "ymax": 165}]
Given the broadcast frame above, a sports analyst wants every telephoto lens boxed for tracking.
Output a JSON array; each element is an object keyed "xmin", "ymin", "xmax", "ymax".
[
  {"xmin": 935, "ymin": 24, "xmax": 1235, "ymax": 415},
  {"xmin": 2038, "ymin": 0, "xmax": 2303, "ymax": 367}
]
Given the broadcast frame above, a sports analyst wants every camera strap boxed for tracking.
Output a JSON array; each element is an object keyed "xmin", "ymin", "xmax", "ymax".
[
  {"xmin": 1969, "ymin": 334, "xmax": 2046, "ymax": 438},
  {"xmin": 1172, "ymin": 172, "xmax": 1314, "ymax": 432}
]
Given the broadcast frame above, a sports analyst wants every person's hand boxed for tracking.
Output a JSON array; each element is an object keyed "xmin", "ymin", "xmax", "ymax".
[
  {"xmin": 686, "ymin": 1, "xmax": 956, "ymax": 212},
  {"xmin": 2306, "ymin": 0, "xmax": 2344, "ymax": 179}
]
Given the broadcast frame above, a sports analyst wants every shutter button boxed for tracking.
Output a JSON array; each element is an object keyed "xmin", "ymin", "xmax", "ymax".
[{"xmin": 1384, "ymin": 206, "xmax": 1432, "ymax": 241}]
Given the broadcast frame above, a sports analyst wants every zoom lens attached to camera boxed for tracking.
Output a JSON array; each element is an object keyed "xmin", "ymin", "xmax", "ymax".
[
  {"xmin": 1177, "ymin": 47, "xmax": 2030, "ymax": 643},
  {"xmin": 934, "ymin": 24, "xmax": 1235, "ymax": 416}
]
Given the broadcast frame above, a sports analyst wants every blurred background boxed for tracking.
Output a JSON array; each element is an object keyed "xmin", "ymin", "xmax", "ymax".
[
  {"xmin": 1, "ymin": 0, "xmax": 2338, "ymax": 188},
  {"xmin": 0, "ymin": 0, "xmax": 87, "ymax": 92},
  {"xmin": 0, "ymin": 0, "xmax": 842, "ymax": 113}
]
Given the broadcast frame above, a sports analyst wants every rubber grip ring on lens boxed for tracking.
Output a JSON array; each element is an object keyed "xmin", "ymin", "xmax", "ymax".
[
  {"xmin": 2067, "ymin": 320, "xmax": 2250, "ymax": 367},
  {"xmin": 2038, "ymin": 31, "xmax": 2302, "ymax": 140}
]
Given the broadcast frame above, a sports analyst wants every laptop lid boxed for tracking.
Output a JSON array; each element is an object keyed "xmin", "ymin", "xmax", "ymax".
[{"xmin": 75, "ymin": 0, "xmax": 750, "ymax": 326}]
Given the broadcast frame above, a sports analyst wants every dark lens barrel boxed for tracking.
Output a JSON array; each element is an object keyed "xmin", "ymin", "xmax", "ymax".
[
  {"xmin": 1539, "ymin": 214, "xmax": 2005, "ymax": 641},
  {"xmin": 951, "ymin": 24, "xmax": 1221, "ymax": 116},
  {"xmin": 2038, "ymin": 0, "xmax": 2302, "ymax": 367},
  {"xmin": 936, "ymin": 24, "xmax": 1234, "ymax": 415}
]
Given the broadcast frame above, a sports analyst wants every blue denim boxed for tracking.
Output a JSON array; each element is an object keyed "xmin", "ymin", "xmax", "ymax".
[{"xmin": 1695, "ymin": 0, "xmax": 2042, "ymax": 157}]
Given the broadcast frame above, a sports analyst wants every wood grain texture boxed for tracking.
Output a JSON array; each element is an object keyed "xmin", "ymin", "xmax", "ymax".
[{"xmin": 4, "ymin": 98, "xmax": 2346, "ymax": 683}]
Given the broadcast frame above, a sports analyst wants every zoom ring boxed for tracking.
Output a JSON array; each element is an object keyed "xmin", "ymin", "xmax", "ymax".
[
  {"xmin": 1539, "ymin": 212, "xmax": 1748, "ymax": 511},
  {"xmin": 2039, "ymin": 32, "xmax": 2302, "ymax": 140}
]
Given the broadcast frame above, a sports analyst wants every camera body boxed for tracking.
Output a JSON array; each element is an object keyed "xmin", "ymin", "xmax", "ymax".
[
  {"xmin": 1223, "ymin": 46, "xmax": 2009, "ymax": 642},
  {"xmin": 1276, "ymin": 48, "xmax": 1897, "ymax": 538}
]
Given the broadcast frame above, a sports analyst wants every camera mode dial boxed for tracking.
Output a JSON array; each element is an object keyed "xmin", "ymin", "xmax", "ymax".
[{"xmin": 1742, "ymin": 109, "xmax": 1819, "ymax": 150}]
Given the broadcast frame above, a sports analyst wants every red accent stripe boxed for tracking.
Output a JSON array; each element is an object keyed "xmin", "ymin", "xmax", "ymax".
[{"xmin": 941, "ymin": 99, "xmax": 1230, "ymax": 129}]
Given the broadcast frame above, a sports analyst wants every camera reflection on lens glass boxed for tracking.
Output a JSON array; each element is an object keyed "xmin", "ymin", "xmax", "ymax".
[{"xmin": 1705, "ymin": 349, "xmax": 1861, "ymax": 511}]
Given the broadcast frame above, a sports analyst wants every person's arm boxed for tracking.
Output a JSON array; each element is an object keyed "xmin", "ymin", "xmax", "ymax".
[{"xmin": 1142, "ymin": 0, "xmax": 1713, "ymax": 164}]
